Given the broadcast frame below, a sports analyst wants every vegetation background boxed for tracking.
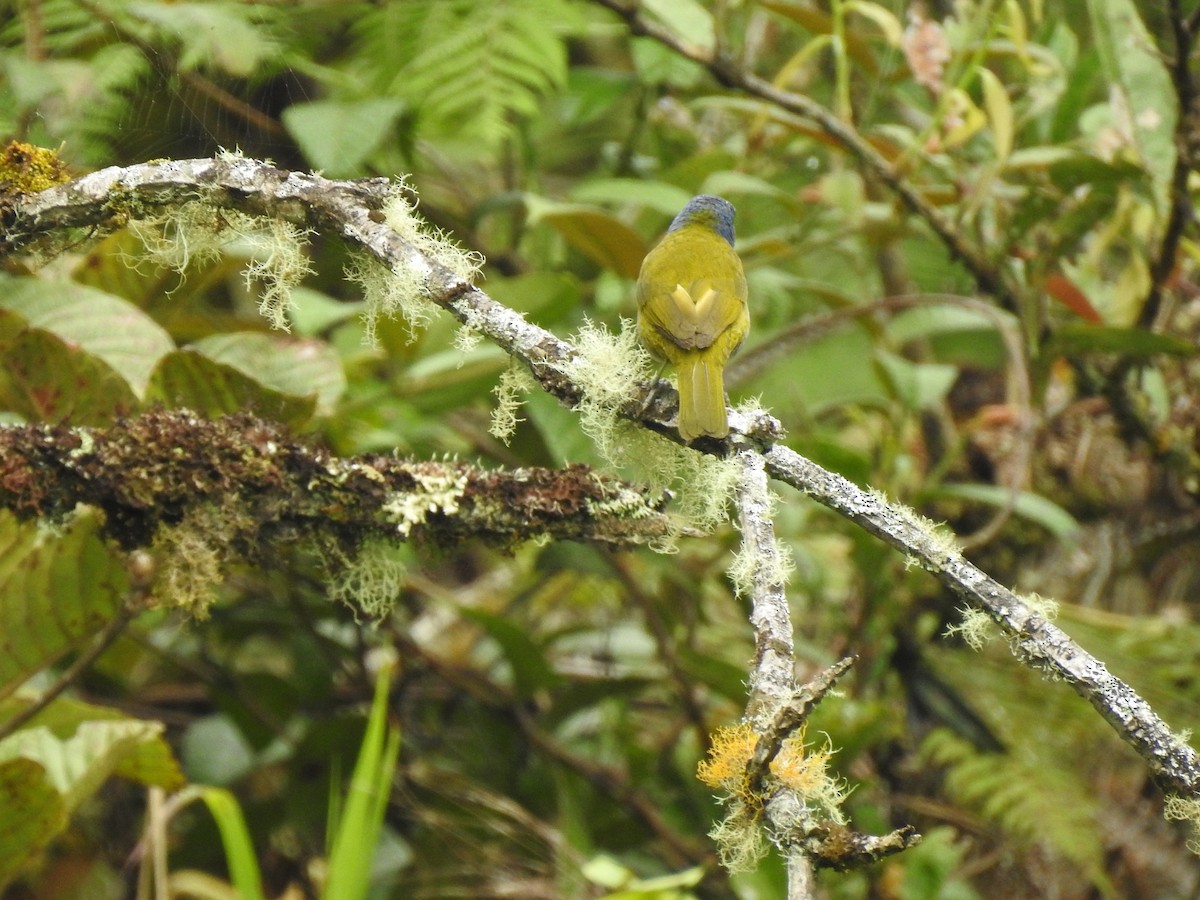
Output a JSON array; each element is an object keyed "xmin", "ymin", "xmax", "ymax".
[{"xmin": 1, "ymin": 0, "xmax": 1199, "ymax": 897}]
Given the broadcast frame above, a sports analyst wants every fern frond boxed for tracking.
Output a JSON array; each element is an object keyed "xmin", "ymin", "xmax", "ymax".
[
  {"xmin": 922, "ymin": 729, "xmax": 1113, "ymax": 890},
  {"xmin": 358, "ymin": 0, "xmax": 568, "ymax": 152}
]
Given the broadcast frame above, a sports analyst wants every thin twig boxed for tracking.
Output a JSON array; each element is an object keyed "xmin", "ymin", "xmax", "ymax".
[{"xmin": 0, "ymin": 603, "xmax": 136, "ymax": 742}]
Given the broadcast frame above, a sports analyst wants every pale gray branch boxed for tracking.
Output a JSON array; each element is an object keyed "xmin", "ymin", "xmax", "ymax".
[{"xmin": 763, "ymin": 442, "xmax": 1200, "ymax": 797}]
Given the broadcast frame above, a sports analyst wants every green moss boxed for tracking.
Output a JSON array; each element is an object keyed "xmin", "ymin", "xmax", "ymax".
[{"xmin": 0, "ymin": 142, "xmax": 71, "ymax": 194}]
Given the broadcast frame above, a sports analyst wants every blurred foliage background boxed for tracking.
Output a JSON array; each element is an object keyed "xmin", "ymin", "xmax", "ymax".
[{"xmin": 2, "ymin": 0, "xmax": 1200, "ymax": 897}]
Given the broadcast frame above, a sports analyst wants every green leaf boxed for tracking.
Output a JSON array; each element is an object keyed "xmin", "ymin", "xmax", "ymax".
[
  {"xmin": 979, "ymin": 67, "xmax": 1013, "ymax": 162},
  {"xmin": 887, "ymin": 305, "xmax": 1016, "ymax": 341},
  {"xmin": 0, "ymin": 720, "xmax": 173, "ymax": 890},
  {"xmin": 677, "ymin": 647, "xmax": 748, "ymax": 705},
  {"xmin": 290, "ymin": 287, "xmax": 365, "ymax": 337},
  {"xmin": 1049, "ymin": 324, "xmax": 1197, "ymax": 358},
  {"xmin": 368, "ymin": 0, "xmax": 568, "ymax": 151},
  {"xmin": 0, "ymin": 696, "xmax": 184, "ymax": 790},
  {"xmin": 526, "ymin": 197, "xmax": 648, "ymax": 278},
  {"xmin": 930, "ymin": 483, "xmax": 1080, "ymax": 541},
  {"xmin": 874, "ymin": 350, "xmax": 959, "ymax": 411},
  {"xmin": 0, "ymin": 758, "xmax": 64, "ymax": 891},
  {"xmin": 639, "ymin": 0, "xmax": 714, "ymax": 51},
  {"xmin": 125, "ymin": 1, "xmax": 275, "ymax": 77},
  {"xmin": 144, "ymin": 349, "xmax": 317, "ymax": 428},
  {"xmin": 0, "ymin": 509, "xmax": 128, "ymax": 697},
  {"xmin": 325, "ymin": 661, "xmax": 400, "ymax": 900},
  {"xmin": 190, "ymin": 332, "xmax": 347, "ymax": 415},
  {"xmin": 843, "ymin": 0, "xmax": 902, "ymax": 45},
  {"xmin": 462, "ymin": 608, "xmax": 562, "ymax": 697},
  {"xmin": 1086, "ymin": 0, "xmax": 1176, "ymax": 218},
  {"xmin": 0, "ymin": 325, "xmax": 141, "ymax": 425},
  {"xmin": 0, "ymin": 276, "xmax": 174, "ymax": 396},
  {"xmin": 195, "ymin": 787, "xmax": 267, "ymax": 900},
  {"xmin": 282, "ymin": 98, "xmax": 406, "ymax": 177},
  {"xmin": 569, "ymin": 180, "xmax": 694, "ymax": 216}
]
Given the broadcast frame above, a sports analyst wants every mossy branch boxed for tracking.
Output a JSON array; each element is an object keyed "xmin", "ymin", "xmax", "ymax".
[{"xmin": 0, "ymin": 410, "xmax": 673, "ymax": 553}]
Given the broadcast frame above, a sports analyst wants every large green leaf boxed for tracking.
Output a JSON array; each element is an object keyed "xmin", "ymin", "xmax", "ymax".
[
  {"xmin": 929, "ymin": 483, "xmax": 1081, "ymax": 541},
  {"xmin": 124, "ymin": 1, "xmax": 276, "ymax": 76},
  {"xmin": 0, "ymin": 758, "xmax": 63, "ymax": 890},
  {"xmin": 0, "ymin": 696, "xmax": 184, "ymax": 790},
  {"xmin": 1048, "ymin": 324, "xmax": 1197, "ymax": 358},
  {"xmin": 0, "ymin": 509, "xmax": 128, "ymax": 697},
  {"xmin": 0, "ymin": 325, "xmax": 140, "ymax": 425},
  {"xmin": 144, "ymin": 349, "xmax": 317, "ymax": 428},
  {"xmin": 874, "ymin": 350, "xmax": 958, "ymax": 411},
  {"xmin": 189, "ymin": 332, "xmax": 347, "ymax": 415},
  {"xmin": 282, "ymin": 98, "xmax": 406, "ymax": 177},
  {"xmin": 569, "ymin": 180, "xmax": 693, "ymax": 217},
  {"xmin": 0, "ymin": 720, "xmax": 174, "ymax": 890},
  {"xmin": 0, "ymin": 275, "xmax": 174, "ymax": 396},
  {"xmin": 526, "ymin": 197, "xmax": 648, "ymax": 278},
  {"xmin": 366, "ymin": 0, "xmax": 569, "ymax": 150},
  {"xmin": 1087, "ymin": 0, "xmax": 1175, "ymax": 218},
  {"xmin": 461, "ymin": 608, "xmax": 562, "ymax": 697}
]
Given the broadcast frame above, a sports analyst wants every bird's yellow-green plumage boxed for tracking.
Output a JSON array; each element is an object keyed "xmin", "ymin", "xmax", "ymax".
[{"xmin": 636, "ymin": 195, "xmax": 749, "ymax": 441}]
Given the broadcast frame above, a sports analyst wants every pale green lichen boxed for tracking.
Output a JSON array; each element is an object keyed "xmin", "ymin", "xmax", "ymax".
[
  {"xmin": 150, "ymin": 515, "xmax": 225, "ymax": 618},
  {"xmin": 454, "ymin": 325, "xmax": 484, "ymax": 355},
  {"xmin": 558, "ymin": 317, "xmax": 650, "ymax": 464},
  {"xmin": 558, "ymin": 318, "xmax": 743, "ymax": 535},
  {"xmin": 727, "ymin": 532, "xmax": 795, "ymax": 599},
  {"xmin": 945, "ymin": 592, "xmax": 1058, "ymax": 652},
  {"xmin": 585, "ymin": 479, "xmax": 657, "ymax": 521},
  {"xmin": 381, "ymin": 469, "xmax": 469, "ymax": 536},
  {"xmin": 347, "ymin": 184, "xmax": 484, "ymax": 344},
  {"xmin": 490, "ymin": 363, "xmax": 535, "ymax": 444},
  {"xmin": 127, "ymin": 200, "xmax": 314, "ymax": 331},
  {"xmin": 1164, "ymin": 795, "xmax": 1200, "ymax": 855},
  {"xmin": 327, "ymin": 536, "xmax": 407, "ymax": 620},
  {"xmin": 943, "ymin": 605, "xmax": 995, "ymax": 650},
  {"xmin": 867, "ymin": 487, "xmax": 962, "ymax": 569},
  {"xmin": 708, "ymin": 803, "xmax": 769, "ymax": 874}
]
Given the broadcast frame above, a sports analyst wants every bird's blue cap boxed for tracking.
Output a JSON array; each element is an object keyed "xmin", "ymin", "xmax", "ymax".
[{"xmin": 667, "ymin": 194, "xmax": 736, "ymax": 246}]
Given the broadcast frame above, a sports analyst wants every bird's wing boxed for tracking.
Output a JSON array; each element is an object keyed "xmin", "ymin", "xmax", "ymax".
[{"xmin": 642, "ymin": 277, "xmax": 743, "ymax": 351}]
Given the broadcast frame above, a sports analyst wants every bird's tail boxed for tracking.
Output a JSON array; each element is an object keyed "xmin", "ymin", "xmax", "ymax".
[{"xmin": 677, "ymin": 355, "xmax": 728, "ymax": 441}]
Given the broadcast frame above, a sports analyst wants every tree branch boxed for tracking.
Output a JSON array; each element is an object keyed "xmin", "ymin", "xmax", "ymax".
[
  {"xmin": 0, "ymin": 410, "xmax": 675, "ymax": 550},
  {"xmin": 762, "ymin": 442, "xmax": 1200, "ymax": 798}
]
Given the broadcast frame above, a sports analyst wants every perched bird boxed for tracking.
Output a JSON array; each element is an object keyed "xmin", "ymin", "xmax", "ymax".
[{"xmin": 636, "ymin": 195, "xmax": 749, "ymax": 441}]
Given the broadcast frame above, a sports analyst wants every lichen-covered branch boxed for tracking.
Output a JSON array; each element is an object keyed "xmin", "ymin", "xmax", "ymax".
[
  {"xmin": 2, "ymin": 154, "xmax": 781, "ymax": 445},
  {"xmin": 0, "ymin": 409, "xmax": 673, "ymax": 552},
  {"xmin": 732, "ymin": 445, "xmax": 912, "ymax": 883},
  {"xmin": 733, "ymin": 449, "xmax": 796, "ymax": 723},
  {"xmin": 762, "ymin": 442, "xmax": 1200, "ymax": 798}
]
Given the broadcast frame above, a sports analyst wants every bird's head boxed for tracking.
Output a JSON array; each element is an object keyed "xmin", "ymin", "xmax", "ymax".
[{"xmin": 667, "ymin": 195, "xmax": 736, "ymax": 246}]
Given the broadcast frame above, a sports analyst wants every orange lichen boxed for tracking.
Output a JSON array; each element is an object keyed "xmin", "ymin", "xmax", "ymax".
[{"xmin": 697, "ymin": 723, "xmax": 758, "ymax": 796}]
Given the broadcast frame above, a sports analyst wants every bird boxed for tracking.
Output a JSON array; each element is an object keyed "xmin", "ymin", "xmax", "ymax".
[{"xmin": 636, "ymin": 195, "xmax": 749, "ymax": 441}]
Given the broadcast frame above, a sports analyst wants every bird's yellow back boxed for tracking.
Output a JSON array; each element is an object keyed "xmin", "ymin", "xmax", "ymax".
[{"xmin": 636, "ymin": 196, "xmax": 749, "ymax": 440}]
